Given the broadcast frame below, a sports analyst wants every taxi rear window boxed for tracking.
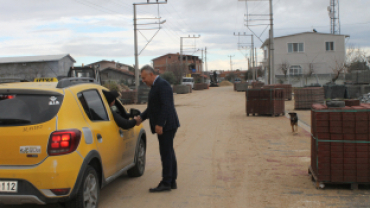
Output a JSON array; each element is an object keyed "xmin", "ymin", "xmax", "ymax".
[{"xmin": 0, "ymin": 94, "xmax": 63, "ymax": 126}]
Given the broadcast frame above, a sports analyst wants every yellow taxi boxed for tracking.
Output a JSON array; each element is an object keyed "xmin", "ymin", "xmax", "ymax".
[{"xmin": 0, "ymin": 78, "xmax": 146, "ymax": 207}]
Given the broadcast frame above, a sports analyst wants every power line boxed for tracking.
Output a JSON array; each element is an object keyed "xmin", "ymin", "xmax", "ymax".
[
  {"xmin": 166, "ymin": 4, "xmax": 194, "ymax": 33},
  {"xmin": 74, "ymin": 0, "xmax": 122, "ymax": 15}
]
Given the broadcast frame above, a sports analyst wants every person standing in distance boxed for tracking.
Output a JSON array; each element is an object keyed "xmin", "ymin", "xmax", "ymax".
[{"xmin": 136, "ymin": 65, "xmax": 180, "ymax": 192}]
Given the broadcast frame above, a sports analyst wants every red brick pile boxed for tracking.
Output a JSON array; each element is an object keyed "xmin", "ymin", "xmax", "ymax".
[
  {"xmin": 294, "ymin": 87, "xmax": 325, "ymax": 109},
  {"xmin": 345, "ymin": 100, "xmax": 360, "ymax": 107},
  {"xmin": 252, "ymin": 81, "xmax": 264, "ymax": 89},
  {"xmin": 311, "ymin": 103, "xmax": 370, "ymax": 183},
  {"xmin": 263, "ymin": 84, "xmax": 292, "ymax": 100},
  {"xmin": 119, "ymin": 91, "xmax": 136, "ymax": 104},
  {"xmin": 246, "ymin": 88, "xmax": 285, "ymax": 116},
  {"xmin": 193, "ymin": 83, "xmax": 208, "ymax": 90}
]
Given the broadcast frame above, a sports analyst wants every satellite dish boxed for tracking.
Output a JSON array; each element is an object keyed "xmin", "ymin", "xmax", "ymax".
[{"xmin": 327, "ymin": 6, "xmax": 331, "ymax": 12}]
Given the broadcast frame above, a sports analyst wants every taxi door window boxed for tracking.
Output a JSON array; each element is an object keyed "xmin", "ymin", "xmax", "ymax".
[{"xmin": 77, "ymin": 90, "xmax": 108, "ymax": 121}]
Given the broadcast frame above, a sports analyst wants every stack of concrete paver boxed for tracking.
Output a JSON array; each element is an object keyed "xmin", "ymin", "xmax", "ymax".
[
  {"xmin": 119, "ymin": 91, "xmax": 136, "ymax": 104},
  {"xmin": 310, "ymin": 103, "xmax": 370, "ymax": 188},
  {"xmin": 263, "ymin": 84, "xmax": 292, "ymax": 100},
  {"xmin": 138, "ymin": 86, "xmax": 150, "ymax": 103},
  {"xmin": 194, "ymin": 83, "xmax": 208, "ymax": 90},
  {"xmin": 345, "ymin": 100, "xmax": 360, "ymax": 107},
  {"xmin": 294, "ymin": 87, "xmax": 325, "ymax": 110},
  {"xmin": 246, "ymin": 88, "xmax": 285, "ymax": 117},
  {"xmin": 235, "ymin": 82, "xmax": 249, "ymax": 92},
  {"xmin": 173, "ymin": 85, "xmax": 191, "ymax": 94},
  {"xmin": 252, "ymin": 81, "xmax": 264, "ymax": 89}
]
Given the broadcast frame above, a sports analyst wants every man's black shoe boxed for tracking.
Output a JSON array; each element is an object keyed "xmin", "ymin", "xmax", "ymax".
[
  {"xmin": 149, "ymin": 182, "xmax": 171, "ymax": 192},
  {"xmin": 171, "ymin": 182, "xmax": 177, "ymax": 189}
]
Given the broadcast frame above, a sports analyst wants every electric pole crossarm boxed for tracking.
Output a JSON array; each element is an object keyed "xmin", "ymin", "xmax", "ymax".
[
  {"xmin": 139, "ymin": 30, "xmax": 160, "ymax": 55},
  {"xmin": 134, "ymin": 1, "xmax": 167, "ymax": 5}
]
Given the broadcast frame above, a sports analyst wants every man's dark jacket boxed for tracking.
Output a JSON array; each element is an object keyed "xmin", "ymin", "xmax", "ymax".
[{"xmin": 141, "ymin": 76, "xmax": 180, "ymax": 134}]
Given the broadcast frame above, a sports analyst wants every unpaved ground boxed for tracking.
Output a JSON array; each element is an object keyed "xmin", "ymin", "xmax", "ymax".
[{"xmin": 3, "ymin": 86, "xmax": 370, "ymax": 208}]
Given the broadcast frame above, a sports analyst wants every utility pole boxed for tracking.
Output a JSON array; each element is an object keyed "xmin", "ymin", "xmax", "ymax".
[
  {"xmin": 255, "ymin": 47, "xmax": 258, "ymax": 80},
  {"xmin": 205, "ymin": 47, "xmax": 208, "ymax": 72},
  {"xmin": 200, "ymin": 48, "xmax": 204, "ymax": 83},
  {"xmin": 133, "ymin": 0, "xmax": 167, "ymax": 101},
  {"xmin": 228, "ymin": 55, "xmax": 235, "ymax": 71},
  {"xmin": 233, "ymin": 32, "xmax": 255, "ymax": 80},
  {"xmin": 269, "ymin": 0, "xmax": 275, "ymax": 84}
]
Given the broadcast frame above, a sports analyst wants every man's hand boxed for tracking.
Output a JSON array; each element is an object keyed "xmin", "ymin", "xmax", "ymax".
[
  {"xmin": 134, "ymin": 116, "xmax": 142, "ymax": 126},
  {"xmin": 155, "ymin": 125, "xmax": 163, "ymax": 135}
]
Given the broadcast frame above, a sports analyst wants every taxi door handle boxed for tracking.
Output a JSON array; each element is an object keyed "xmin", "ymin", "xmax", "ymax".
[
  {"xmin": 119, "ymin": 130, "xmax": 124, "ymax": 138},
  {"xmin": 97, "ymin": 134, "xmax": 103, "ymax": 143}
]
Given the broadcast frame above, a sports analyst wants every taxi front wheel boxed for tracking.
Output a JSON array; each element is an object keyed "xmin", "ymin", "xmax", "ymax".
[
  {"xmin": 65, "ymin": 166, "xmax": 100, "ymax": 208},
  {"xmin": 127, "ymin": 138, "xmax": 146, "ymax": 177}
]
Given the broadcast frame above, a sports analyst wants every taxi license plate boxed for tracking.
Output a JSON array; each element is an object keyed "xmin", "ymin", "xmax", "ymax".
[{"xmin": 0, "ymin": 181, "xmax": 17, "ymax": 193}]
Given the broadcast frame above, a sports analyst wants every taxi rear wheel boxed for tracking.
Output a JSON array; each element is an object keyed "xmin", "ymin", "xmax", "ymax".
[
  {"xmin": 65, "ymin": 166, "xmax": 100, "ymax": 208},
  {"xmin": 127, "ymin": 138, "xmax": 146, "ymax": 177}
]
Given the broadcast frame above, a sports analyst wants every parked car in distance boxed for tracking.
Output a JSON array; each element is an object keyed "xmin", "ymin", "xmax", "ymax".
[
  {"xmin": 181, "ymin": 77, "xmax": 194, "ymax": 89},
  {"xmin": 234, "ymin": 78, "xmax": 242, "ymax": 83}
]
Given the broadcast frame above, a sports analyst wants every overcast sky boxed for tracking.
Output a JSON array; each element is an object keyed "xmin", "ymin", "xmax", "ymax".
[{"xmin": 0, "ymin": 0, "xmax": 369, "ymax": 71}]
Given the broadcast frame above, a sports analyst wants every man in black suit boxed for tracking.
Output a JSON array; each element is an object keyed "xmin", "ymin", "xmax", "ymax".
[{"xmin": 137, "ymin": 65, "xmax": 180, "ymax": 192}]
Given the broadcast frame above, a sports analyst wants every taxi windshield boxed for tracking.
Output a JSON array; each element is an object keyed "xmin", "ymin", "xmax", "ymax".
[{"xmin": 0, "ymin": 94, "xmax": 64, "ymax": 126}]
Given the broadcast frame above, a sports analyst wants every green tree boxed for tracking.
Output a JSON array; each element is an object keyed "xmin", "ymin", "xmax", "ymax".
[{"xmin": 160, "ymin": 71, "xmax": 176, "ymax": 85}]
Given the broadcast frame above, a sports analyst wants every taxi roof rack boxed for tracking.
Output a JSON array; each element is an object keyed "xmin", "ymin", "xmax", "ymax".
[
  {"xmin": 56, "ymin": 77, "xmax": 99, "ymax": 88},
  {"xmin": 0, "ymin": 78, "xmax": 29, "ymax": 84}
]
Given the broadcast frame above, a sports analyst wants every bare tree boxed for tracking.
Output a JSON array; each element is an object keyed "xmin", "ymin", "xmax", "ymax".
[
  {"xmin": 330, "ymin": 59, "xmax": 346, "ymax": 83},
  {"xmin": 277, "ymin": 60, "xmax": 290, "ymax": 77},
  {"xmin": 167, "ymin": 62, "xmax": 187, "ymax": 85}
]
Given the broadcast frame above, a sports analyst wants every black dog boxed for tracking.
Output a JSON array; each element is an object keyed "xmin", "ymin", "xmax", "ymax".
[{"xmin": 288, "ymin": 112, "xmax": 298, "ymax": 132}]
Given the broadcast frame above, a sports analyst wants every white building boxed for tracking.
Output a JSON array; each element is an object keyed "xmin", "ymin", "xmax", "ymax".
[{"xmin": 261, "ymin": 32, "xmax": 350, "ymax": 87}]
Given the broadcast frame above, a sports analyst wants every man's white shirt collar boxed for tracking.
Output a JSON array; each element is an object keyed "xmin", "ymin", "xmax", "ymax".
[{"xmin": 153, "ymin": 75, "xmax": 159, "ymax": 86}]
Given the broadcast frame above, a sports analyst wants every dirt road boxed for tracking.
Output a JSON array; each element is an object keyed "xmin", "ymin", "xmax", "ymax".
[{"xmin": 3, "ymin": 86, "xmax": 370, "ymax": 208}]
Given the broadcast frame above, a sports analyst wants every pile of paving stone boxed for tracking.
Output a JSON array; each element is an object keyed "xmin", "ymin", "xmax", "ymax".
[
  {"xmin": 311, "ymin": 103, "xmax": 370, "ymax": 185},
  {"xmin": 246, "ymin": 88, "xmax": 285, "ymax": 117},
  {"xmin": 263, "ymin": 84, "xmax": 292, "ymax": 100},
  {"xmin": 294, "ymin": 87, "xmax": 325, "ymax": 110}
]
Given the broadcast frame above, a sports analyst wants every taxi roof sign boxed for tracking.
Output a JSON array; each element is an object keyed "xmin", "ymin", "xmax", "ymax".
[{"xmin": 34, "ymin": 78, "xmax": 58, "ymax": 82}]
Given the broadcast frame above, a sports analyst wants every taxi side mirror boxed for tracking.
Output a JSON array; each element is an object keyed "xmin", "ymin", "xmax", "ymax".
[{"xmin": 130, "ymin": 108, "xmax": 141, "ymax": 117}]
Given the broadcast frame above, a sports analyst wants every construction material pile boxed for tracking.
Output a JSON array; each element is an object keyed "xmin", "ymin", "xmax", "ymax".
[
  {"xmin": 345, "ymin": 99, "xmax": 360, "ymax": 107},
  {"xmin": 246, "ymin": 88, "xmax": 285, "ymax": 117},
  {"xmin": 120, "ymin": 91, "xmax": 136, "ymax": 104},
  {"xmin": 173, "ymin": 85, "xmax": 191, "ymax": 94},
  {"xmin": 219, "ymin": 80, "xmax": 233, "ymax": 87},
  {"xmin": 294, "ymin": 87, "xmax": 325, "ymax": 110},
  {"xmin": 194, "ymin": 83, "xmax": 208, "ymax": 90},
  {"xmin": 263, "ymin": 84, "xmax": 292, "ymax": 100},
  {"xmin": 252, "ymin": 81, "xmax": 264, "ymax": 89},
  {"xmin": 235, "ymin": 82, "xmax": 249, "ymax": 92},
  {"xmin": 311, "ymin": 103, "xmax": 370, "ymax": 185}
]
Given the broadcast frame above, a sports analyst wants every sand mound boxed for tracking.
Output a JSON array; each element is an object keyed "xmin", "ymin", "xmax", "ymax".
[{"xmin": 219, "ymin": 80, "xmax": 234, "ymax": 87}]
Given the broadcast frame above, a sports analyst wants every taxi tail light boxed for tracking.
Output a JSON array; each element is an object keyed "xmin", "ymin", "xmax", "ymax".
[
  {"xmin": 50, "ymin": 188, "xmax": 70, "ymax": 196},
  {"xmin": 0, "ymin": 95, "xmax": 16, "ymax": 100},
  {"xmin": 48, "ymin": 129, "xmax": 81, "ymax": 156}
]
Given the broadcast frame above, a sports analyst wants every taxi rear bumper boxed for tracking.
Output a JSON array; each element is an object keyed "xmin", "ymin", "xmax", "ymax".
[
  {"xmin": 0, "ymin": 195, "xmax": 45, "ymax": 205},
  {"xmin": 0, "ymin": 179, "xmax": 70, "ymax": 204}
]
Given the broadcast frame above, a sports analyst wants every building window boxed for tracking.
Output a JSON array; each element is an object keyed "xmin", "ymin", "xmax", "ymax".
[
  {"xmin": 326, "ymin": 42, "xmax": 334, "ymax": 51},
  {"xmin": 289, "ymin": 65, "xmax": 302, "ymax": 76},
  {"xmin": 288, "ymin": 43, "xmax": 304, "ymax": 53}
]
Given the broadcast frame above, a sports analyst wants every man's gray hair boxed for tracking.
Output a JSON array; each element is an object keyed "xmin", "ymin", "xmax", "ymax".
[{"xmin": 140, "ymin": 65, "xmax": 155, "ymax": 74}]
